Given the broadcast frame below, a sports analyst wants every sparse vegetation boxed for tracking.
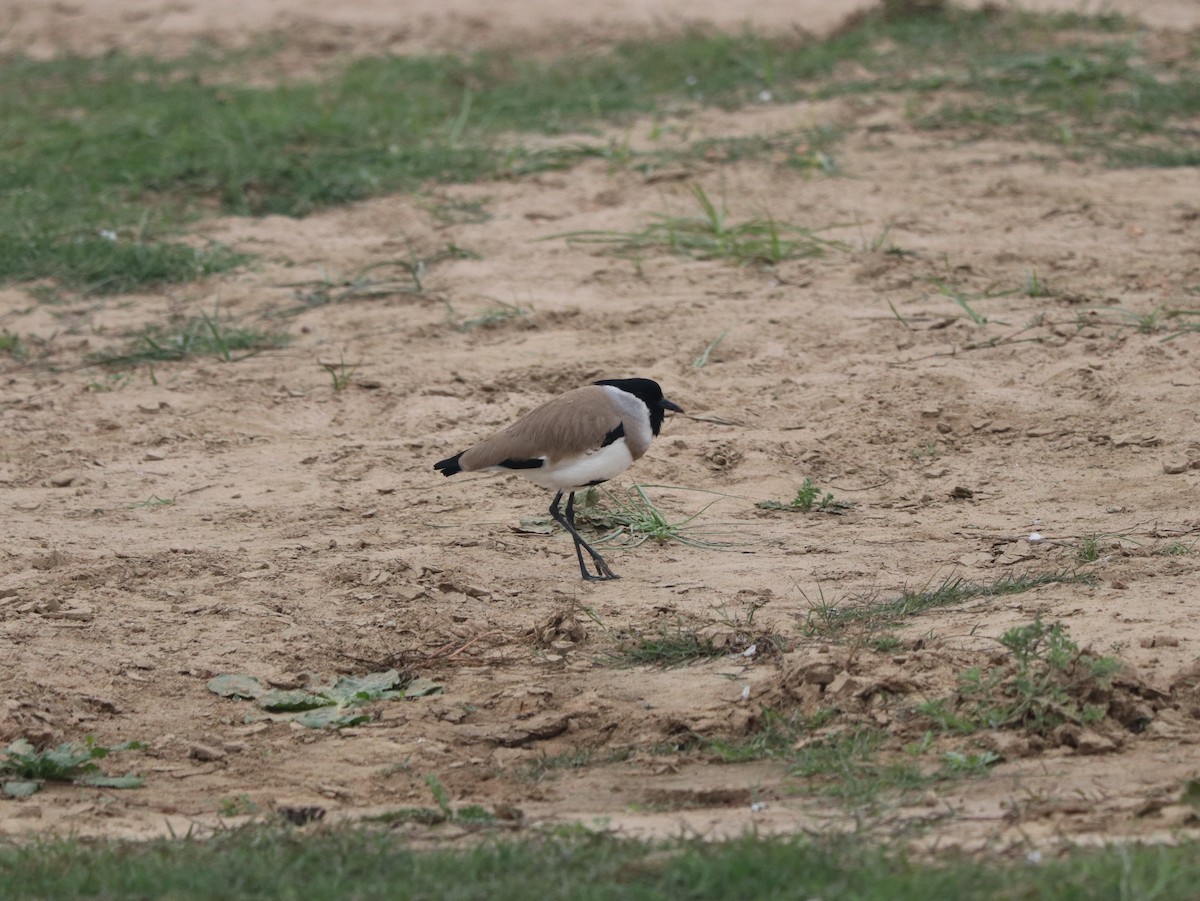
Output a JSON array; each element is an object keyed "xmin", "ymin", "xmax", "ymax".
[
  {"xmin": 612, "ymin": 621, "xmax": 728, "ymax": 667},
  {"xmin": 1158, "ymin": 541, "xmax": 1196, "ymax": 557},
  {"xmin": 280, "ymin": 249, "xmax": 474, "ymax": 312},
  {"xmin": 320, "ymin": 354, "xmax": 359, "ymax": 391},
  {"xmin": 553, "ymin": 185, "xmax": 841, "ymax": 267},
  {"xmin": 365, "ymin": 774, "xmax": 497, "ymax": 828},
  {"xmin": 758, "ymin": 478, "xmax": 852, "ymax": 514},
  {"xmin": 578, "ymin": 484, "xmax": 729, "ymax": 550},
  {"xmin": 0, "ymin": 330, "xmax": 25, "ymax": 359},
  {"xmin": 2, "ymin": 736, "xmax": 144, "ymax": 797},
  {"xmin": 804, "ymin": 570, "xmax": 1091, "ymax": 636},
  {"xmin": 3, "ymin": 8, "xmax": 1195, "ymax": 295},
  {"xmin": 449, "ymin": 299, "xmax": 530, "ymax": 332},
  {"xmin": 218, "ymin": 794, "xmax": 259, "ymax": 818},
  {"xmin": 89, "ymin": 306, "xmax": 289, "ymax": 368},
  {"xmin": 919, "ymin": 616, "xmax": 1123, "ymax": 736},
  {"xmin": 705, "ymin": 708, "xmax": 837, "ymax": 764},
  {"xmin": 1076, "ymin": 534, "xmax": 1102, "ymax": 563},
  {"xmin": 4, "ymin": 1, "xmax": 1199, "ymax": 880}
]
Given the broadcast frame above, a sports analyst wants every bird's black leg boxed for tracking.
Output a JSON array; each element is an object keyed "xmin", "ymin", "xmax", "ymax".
[
  {"xmin": 565, "ymin": 491, "xmax": 619, "ymax": 580},
  {"xmin": 549, "ymin": 491, "xmax": 618, "ymax": 581}
]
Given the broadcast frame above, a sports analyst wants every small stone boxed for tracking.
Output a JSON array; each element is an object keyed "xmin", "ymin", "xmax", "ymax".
[
  {"xmin": 827, "ymin": 671, "xmax": 863, "ymax": 697},
  {"xmin": 1163, "ymin": 459, "xmax": 1189, "ymax": 474},
  {"xmin": 950, "ymin": 486, "xmax": 974, "ymax": 499},
  {"xmin": 143, "ymin": 451, "xmax": 166, "ymax": 462},
  {"xmin": 1139, "ymin": 634, "xmax": 1180, "ymax": 648},
  {"xmin": 936, "ymin": 422, "xmax": 953, "ymax": 434},
  {"xmin": 49, "ymin": 470, "xmax": 79, "ymax": 488},
  {"xmin": 189, "ymin": 743, "xmax": 227, "ymax": 762},
  {"xmin": 920, "ymin": 406, "xmax": 942, "ymax": 418},
  {"xmin": 976, "ymin": 730, "xmax": 1030, "ymax": 760},
  {"xmin": 923, "ymin": 466, "xmax": 948, "ymax": 479},
  {"xmin": 1073, "ymin": 729, "xmax": 1117, "ymax": 755}
]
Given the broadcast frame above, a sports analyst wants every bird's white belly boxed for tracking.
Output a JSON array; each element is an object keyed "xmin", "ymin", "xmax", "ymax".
[{"xmin": 524, "ymin": 439, "xmax": 635, "ymax": 491}]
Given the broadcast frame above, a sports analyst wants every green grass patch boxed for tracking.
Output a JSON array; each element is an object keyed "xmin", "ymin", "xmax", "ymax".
[
  {"xmin": 6, "ymin": 6, "xmax": 1190, "ymax": 295},
  {"xmin": 805, "ymin": 570, "xmax": 1091, "ymax": 636},
  {"xmin": 919, "ymin": 616, "xmax": 1124, "ymax": 736},
  {"xmin": 7, "ymin": 828, "xmax": 1200, "ymax": 899},
  {"xmin": 552, "ymin": 185, "xmax": 842, "ymax": 266},
  {"xmin": 88, "ymin": 306, "xmax": 290, "ymax": 368},
  {"xmin": 612, "ymin": 621, "xmax": 729, "ymax": 667}
]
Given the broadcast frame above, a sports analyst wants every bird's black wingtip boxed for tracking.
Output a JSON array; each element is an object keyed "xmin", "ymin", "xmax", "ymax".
[{"xmin": 434, "ymin": 453, "xmax": 464, "ymax": 477}]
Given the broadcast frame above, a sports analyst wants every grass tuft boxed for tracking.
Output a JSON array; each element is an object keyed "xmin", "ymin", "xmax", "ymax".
[
  {"xmin": 551, "ymin": 185, "xmax": 842, "ymax": 266},
  {"xmin": 805, "ymin": 570, "xmax": 1091, "ymax": 636},
  {"xmin": 612, "ymin": 621, "xmax": 728, "ymax": 668},
  {"xmin": 577, "ymin": 484, "xmax": 731, "ymax": 550},
  {"xmin": 90, "ymin": 306, "xmax": 289, "ymax": 368}
]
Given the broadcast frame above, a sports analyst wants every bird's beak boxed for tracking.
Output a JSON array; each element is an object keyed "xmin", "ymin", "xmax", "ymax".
[{"xmin": 661, "ymin": 398, "xmax": 684, "ymax": 414}]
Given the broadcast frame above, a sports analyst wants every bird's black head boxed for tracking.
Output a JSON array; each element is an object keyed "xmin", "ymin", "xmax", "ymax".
[{"xmin": 594, "ymin": 377, "xmax": 684, "ymax": 436}]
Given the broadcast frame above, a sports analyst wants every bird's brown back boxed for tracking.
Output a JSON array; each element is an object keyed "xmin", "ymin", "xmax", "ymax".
[{"xmin": 459, "ymin": 386, "xmax": 625, "ymax": 470}]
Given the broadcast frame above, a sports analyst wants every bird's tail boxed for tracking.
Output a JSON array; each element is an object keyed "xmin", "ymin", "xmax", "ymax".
[{"xmin": 434, "ymin": 453, "xmax": 464, "ymax": 477}]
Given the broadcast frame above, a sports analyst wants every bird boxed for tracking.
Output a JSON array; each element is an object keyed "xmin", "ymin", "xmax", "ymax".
[{"xmin": 434, "ymin": 377, "xmax": 684, "ymax": 581}]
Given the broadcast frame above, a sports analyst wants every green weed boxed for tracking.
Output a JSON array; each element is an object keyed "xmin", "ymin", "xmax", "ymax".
[
  {"xmin": 320, "ymin": 354, "xmax": 359, "ymax": 391},
  {"xmin": 124, "ymin": 495, "xmax": 175, "ymax": 509},
  {"xmin": 919, "ymin": 616, "xmax": 1123, "ymax": 736},
  {"xmin": 1076, "ymin": 534, "xmax": 1102, "ymax": 563},
  {"xmin": 2, "ymin": 736, "xmax": 144, "ymax": 797},
  {"xmin": 218, "ymin": 794, "xmax": 259, "ymax": 817},
  {"xmin": 0, "ymin": 330, "xmax": 25, "ymax": 359},
  {"xmin": 85, "ymin": 372, "xmax": 132, "ymax": 392},
  {"xmin": 365, "ymin": 773, "xmax": 496, "ymax": 828},
  {"xmin": 789, "ymin": 728, "xmax": 930, "ymax": 805},
  {"xmin": 757, "ymin": 477, "xmax": 851, "ymax": 514},
  {"xmin": 909, "ymin": 443, "xmax": 941, "ymax": 463}
]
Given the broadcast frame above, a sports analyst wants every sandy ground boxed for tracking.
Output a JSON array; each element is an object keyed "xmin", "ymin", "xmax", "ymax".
[{"xmin": 2, "ymin": 0, "xmax": 1200, "ymax": 852}]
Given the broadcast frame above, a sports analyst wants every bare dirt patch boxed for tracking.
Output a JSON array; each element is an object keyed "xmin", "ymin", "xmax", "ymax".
[{"xmin": 2, "ymin": 0, "xmax": 1200, "ymax": 852}]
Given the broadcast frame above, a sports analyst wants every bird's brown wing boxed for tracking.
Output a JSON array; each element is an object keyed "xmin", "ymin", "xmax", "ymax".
[{"xmin": 458, "ymin": 386, "xmax": 619, "ymax": 471}]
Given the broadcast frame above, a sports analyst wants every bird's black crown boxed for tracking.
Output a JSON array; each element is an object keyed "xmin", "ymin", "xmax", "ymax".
[{"xmin": 594, "ymin": 378, "xmax": 682, "ymax": 436}]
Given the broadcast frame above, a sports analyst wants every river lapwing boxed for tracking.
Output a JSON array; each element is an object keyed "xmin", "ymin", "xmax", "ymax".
[{"xmin": 434, "ymin": 378, "xmax": 684, "ymax": 580}]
